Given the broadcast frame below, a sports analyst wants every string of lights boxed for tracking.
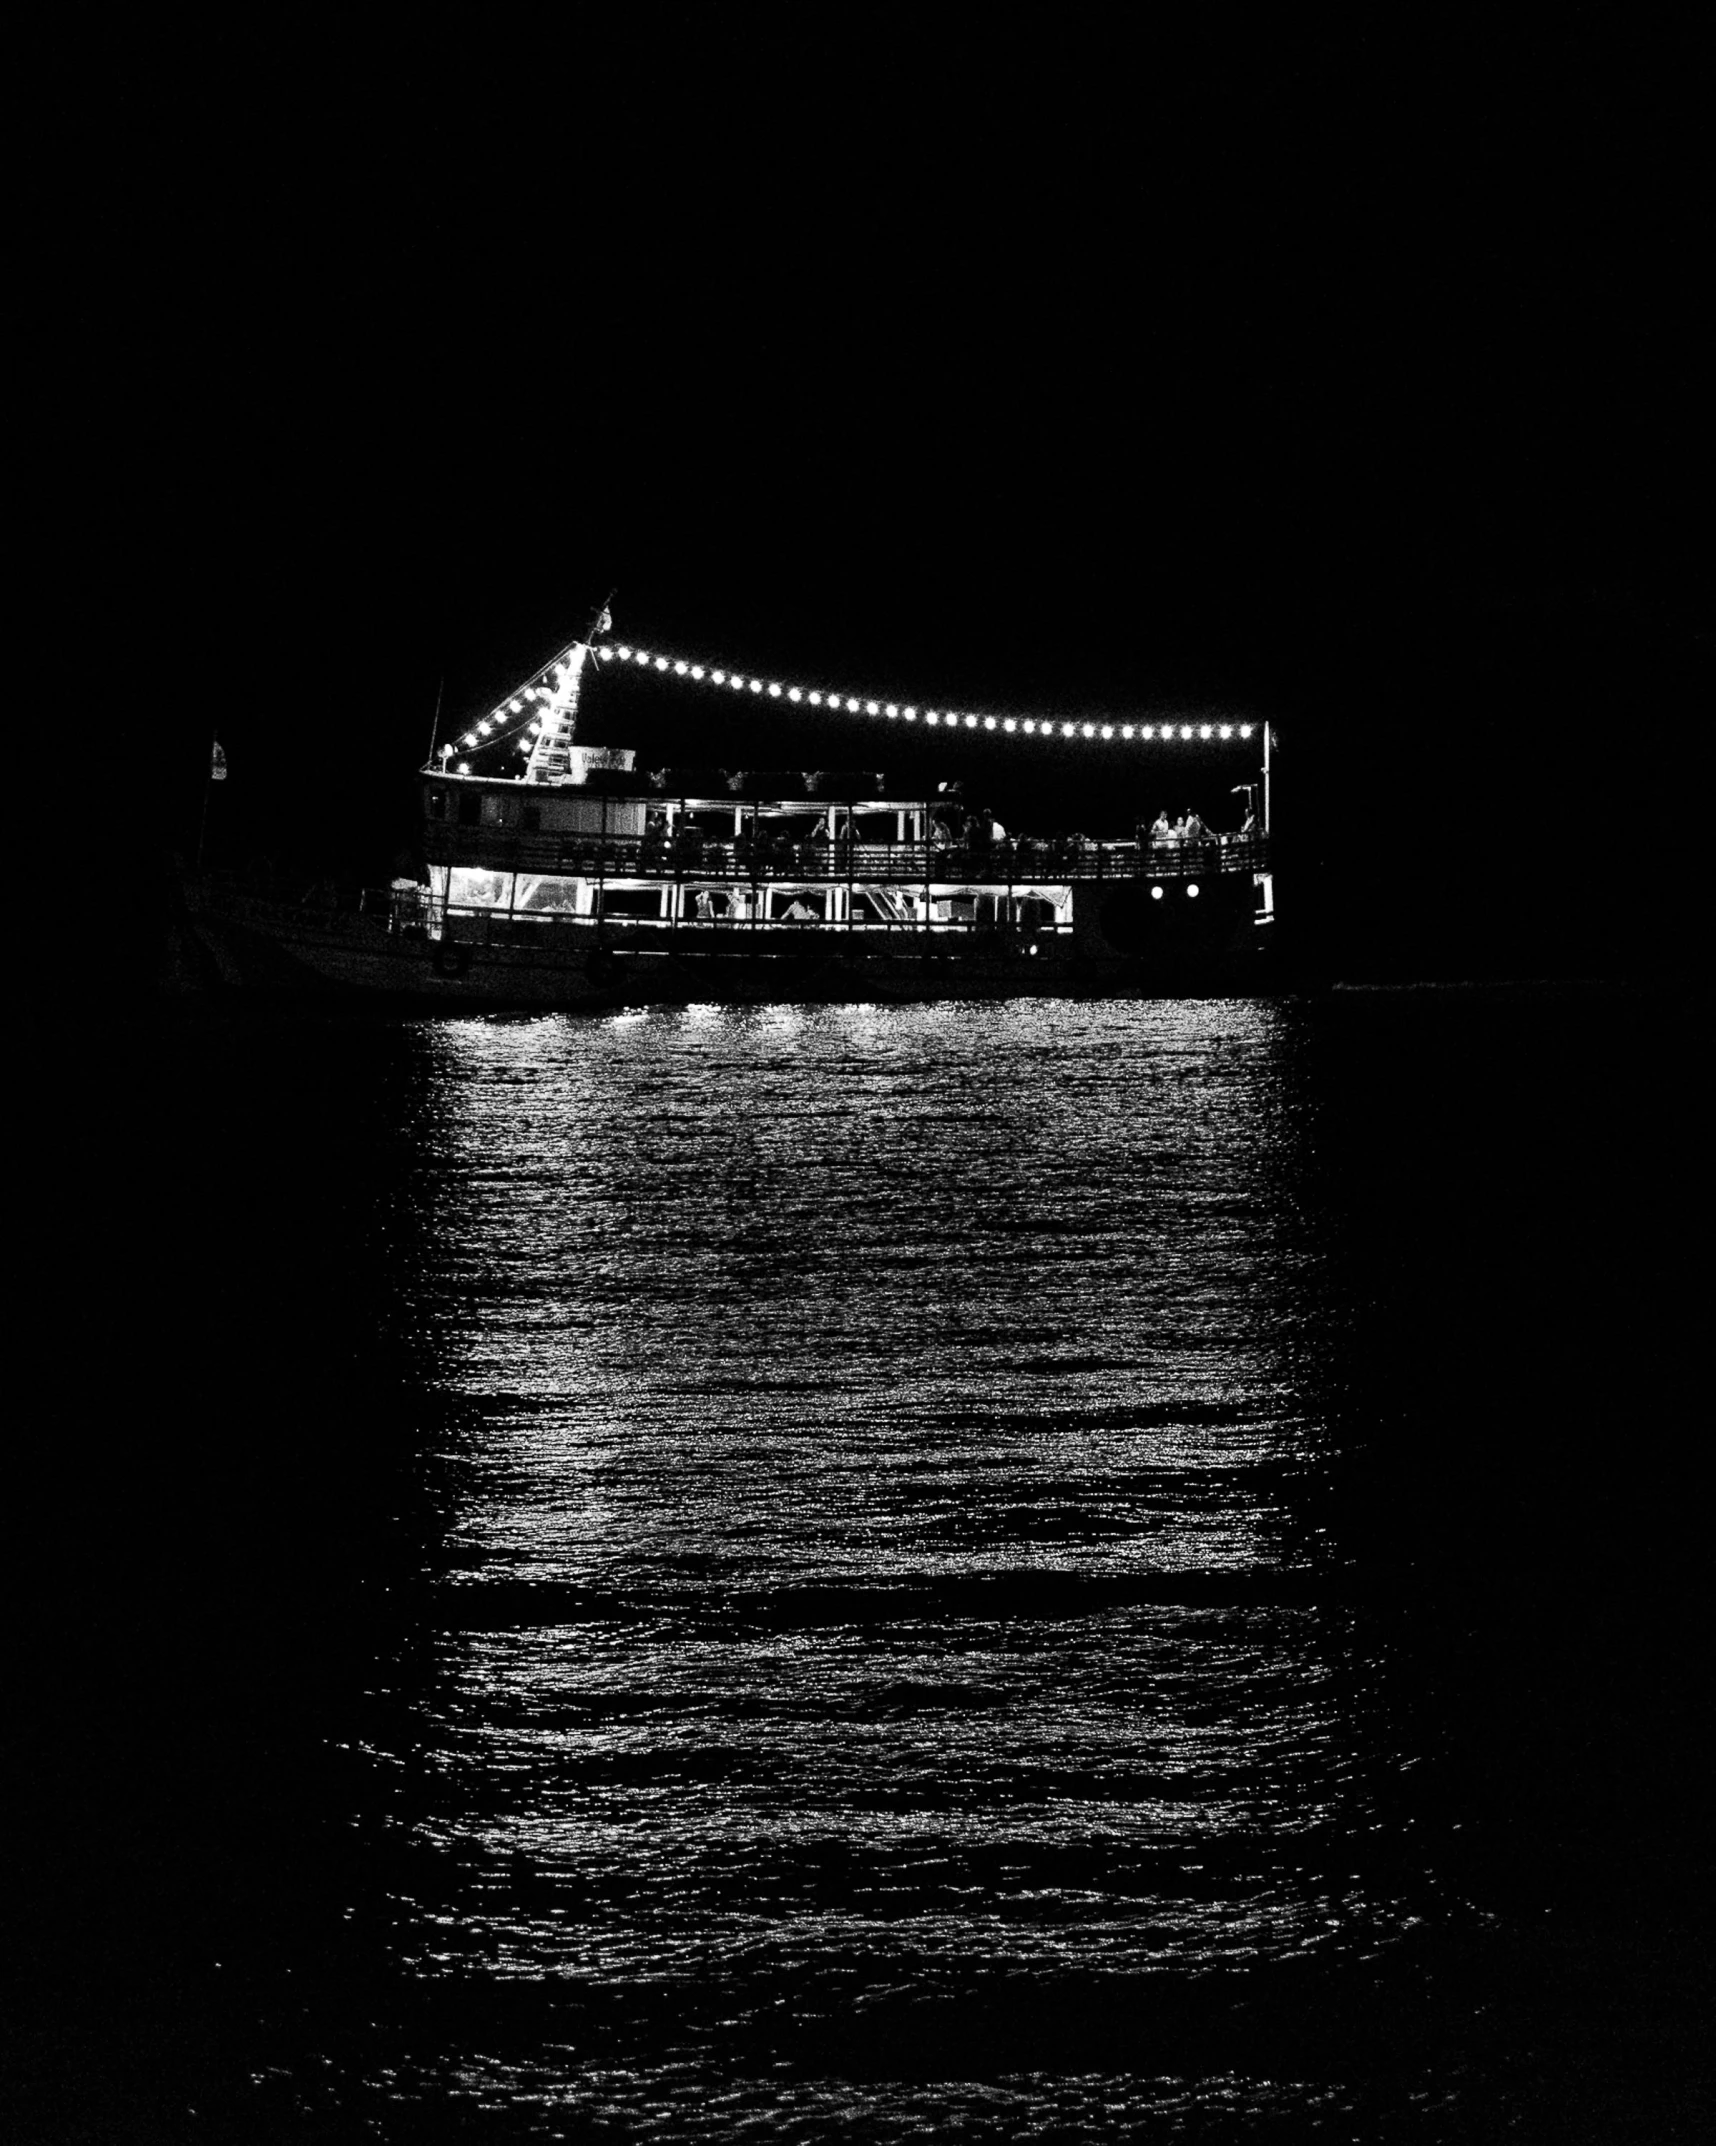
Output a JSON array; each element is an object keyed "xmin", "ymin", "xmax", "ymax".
[
  {"xmin": 599, "ymin": 642, "xmax": 1255, "ymax": 744},
  {"xmin": 437, "ymin": 636, "xmax": 1260, "ymax": 773}
]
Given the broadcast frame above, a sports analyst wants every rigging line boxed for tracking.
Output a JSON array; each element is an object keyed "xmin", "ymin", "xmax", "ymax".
[{"xmin": 602, "ymin": 642, "xmax": 1255, "ymax": 745}]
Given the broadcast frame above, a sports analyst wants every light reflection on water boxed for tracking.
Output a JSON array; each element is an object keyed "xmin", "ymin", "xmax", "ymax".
[{"xmin": 370, "ymin": 999, "xmax": 1405, "ymax": 2131}]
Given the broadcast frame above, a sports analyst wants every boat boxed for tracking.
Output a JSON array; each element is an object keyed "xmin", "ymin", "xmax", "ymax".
[{"xmin": 183, "ymin": 620, "xmax": 1276, "ymax": 1007}]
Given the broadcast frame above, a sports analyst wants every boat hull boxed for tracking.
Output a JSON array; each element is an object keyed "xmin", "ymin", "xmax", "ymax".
[{"xmin": 181, "ymin": 878, "xmax": 1273, "ymax": 1010}]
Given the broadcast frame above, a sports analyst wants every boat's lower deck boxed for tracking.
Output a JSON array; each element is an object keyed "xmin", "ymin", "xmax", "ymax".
[{"xmin": 183, "ymin": 871, "xmax": 1274, "ymax": 1008}]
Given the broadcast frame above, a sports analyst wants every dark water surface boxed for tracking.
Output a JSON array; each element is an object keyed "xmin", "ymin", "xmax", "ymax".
[{"xmin": 18, "ymin": 991, "xmax": 1706, "ymax": 2140}]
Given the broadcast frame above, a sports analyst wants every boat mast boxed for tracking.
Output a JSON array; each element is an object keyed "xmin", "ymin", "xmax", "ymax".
[{"xmin": 520, "ymin": 593, "xmax": 616, "ymax": 784}]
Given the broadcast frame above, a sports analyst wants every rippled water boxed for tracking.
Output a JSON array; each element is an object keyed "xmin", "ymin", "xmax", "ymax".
[{"xmin": 22, "ymin": 990, "xmax": 1705, "ymax": 2141}]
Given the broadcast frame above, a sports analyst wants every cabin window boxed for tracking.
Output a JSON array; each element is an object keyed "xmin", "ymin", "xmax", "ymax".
[
  {"xmin": 598, "ymin": 888, "xmax": 668, "ymax": 919},
  {"xmin": 427, "ymin": 788, "xmax": 448, "ymax": 820}
]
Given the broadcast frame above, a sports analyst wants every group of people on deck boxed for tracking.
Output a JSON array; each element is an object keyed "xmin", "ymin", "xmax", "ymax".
[{"xmin": 1145, "ymin": 807, "xmax": 1257, "ymax": 847}]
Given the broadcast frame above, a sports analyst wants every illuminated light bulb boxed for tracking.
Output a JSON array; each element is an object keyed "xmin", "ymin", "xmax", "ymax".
[
  {"xmin": 885, "ymin": 704, "xmax": 898, "ymax": 717},
  {"xmin": 461, "ymin": 733, "xmax": 477, "ymax": 747},
  {"xmin": 1023, "ymin": 719, "xmax": 1036, "ymax": 734},
  {"xmin": 1101, "ymin": 725, "xmax": 1114, "ymax": 739},
  {"xmin": 866, "ymin": 701, "xmax": 879, "ymax": 716},
  {"xmin": 1122, "ymin": 725, "xmax": 1135, "ymax": 740},
  {"xmin": 674, "ymin": 661, "xmax": 688, "ymax": 674},
  {"xmin": 984, "ymin": 716, "xmax": 996, "ymax": 729},
  {"xmin": 731, "ymin": 675, "xmax": 745, "ymax": 690},
  {"xmin": 1187, "ymin": 883, "xmax": 1200, "ymax": 897},
  {"xmin": 1199, "ymin": 725, "xmax": 1213, "ymax": 739},
  {"xmin": 902, "ymin": 706, "xmax": 916, "ymax": 720},
  {"xmin": 1219, "ymin": 724, "xmax": 1233, "ymax": 739},
  {"xmin": 1150, "ymin": 884, "xmax": 1164, "ymax": 900},
  {"xmin": 1062, "ymin": 723, "xmax": 1075, "ymax": 737},
  {"xmin": 690, "ymin": 665, "xmax": 705, "ymax": 680},
  {"xmin": 478, "ymin": 720, "xmax": 492, "ymax": 733},
  {"xmin": 808, "ymin": 691, "xmax": 822, "ymax": 705},
  {"xmin": 1082, "ymin": 724, "xmax": 1096, "ymax": 738},
  {"xmin": 1003, "ymin": 718, "xmax": 1016, "ymax": 732},
  {"xmin": 457, "ymin": 760, "xmax": 470, "ymax": 773},
  {"xmin": 439, "ymin": 743, "xmax": 453, "ymax": 758},
  {"xmin": 1180, "ymin": 725, "xmax": 1194, "ymax": 739},
  {"xmin": 768, "ymin": 683, "xmax": 782, "ymax": 697},
  {"xmin": 926, "ymin": 711, "xmax": 940, "ymax": 725},
  {"xmin": 965, "ymin": 714, "xmax": 978, "ymax": 728},
  {"xmin": 655, "ymin": 657, "xmax": 669, "ymax": 671},
  {"xmin": 616, "ymin": 645, "xmax": 632, "ymax": 660},
  {"xmin": 1240, "ymin": 723, "xmax": 1254, "ymax": 737},
  {"xmin": 750, "ymin": 679, "xmax": 764, "ymax": 693},
  {"xmin": 509, "ymin": 700, "xmax": 522, "ymax": 713},
  {"xmin": 845, "ymin": 698, "xmax": 860, "ymax": 712},
  {"xmin": 788, "ymin": 687, "xmax": 802, "ymax": 702},
  {"xmin": 712, "ymin": 669, "xmax": 726, "ymax": 684}
]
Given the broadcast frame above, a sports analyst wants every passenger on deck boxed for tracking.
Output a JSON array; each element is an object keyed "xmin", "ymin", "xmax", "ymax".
[
  {"xmin": 1150, "ymin": 811, "xmax": 1173, "ymax": 844},
  {"xmin": 782, "ymin": 897, "xmax": 817, "ymax": 922},
  {"xmin": 1184, "ymin": 809, "xmax": 1210, "ymax": 844}
]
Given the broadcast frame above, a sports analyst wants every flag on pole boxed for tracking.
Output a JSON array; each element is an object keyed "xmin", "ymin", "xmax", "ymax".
[{"xmin": 211, "ymin": 740, "xmax": 228, "ymax": 781}]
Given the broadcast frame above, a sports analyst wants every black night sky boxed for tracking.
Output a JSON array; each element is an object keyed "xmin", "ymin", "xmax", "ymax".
[{"xmin": 32, "ymin": 10, "xmax": 1708, "ymax": 978}]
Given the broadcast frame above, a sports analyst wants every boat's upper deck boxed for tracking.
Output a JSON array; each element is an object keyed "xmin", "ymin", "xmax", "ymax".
[{"xmin": 421, "ymin": 775, "xmax": 1268, "ymax": 885}]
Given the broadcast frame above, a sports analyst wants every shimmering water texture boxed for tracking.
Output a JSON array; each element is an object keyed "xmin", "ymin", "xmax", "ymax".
[{"xmin": 340, "ymin": 1001, "xmax": 1467, "ymax": 2139}]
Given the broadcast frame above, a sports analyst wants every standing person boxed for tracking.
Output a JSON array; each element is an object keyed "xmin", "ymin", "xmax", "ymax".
[
  {"xmin": 1150, "ymin": 810, "xmax": 1172, "ymax": 845},
  {"xmin": 1184, "ymin": 808, "xmax": 1209, "ymax": 845}
]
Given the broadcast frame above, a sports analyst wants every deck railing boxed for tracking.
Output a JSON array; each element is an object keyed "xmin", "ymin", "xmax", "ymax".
[{"xmin": 422, "ymin": 827, "xmax": 1269, "ymax": 883}]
